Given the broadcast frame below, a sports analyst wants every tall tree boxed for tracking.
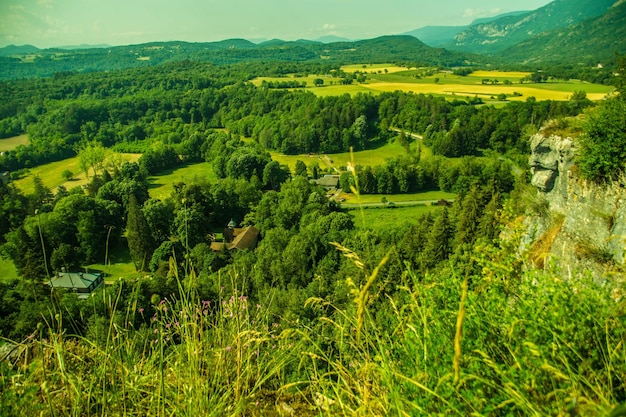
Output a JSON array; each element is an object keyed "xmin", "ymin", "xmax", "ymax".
[
  {"xmin": 421, "ymin": 208, "xmax": 454, "ymax": 269},
  {"xmin": 126, "ymin": 194, "xmax": 156, "ymax": 271}
]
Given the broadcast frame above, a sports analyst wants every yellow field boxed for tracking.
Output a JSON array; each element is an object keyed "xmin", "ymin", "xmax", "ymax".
[
  {"xmin": 359, "ymin": 82, "xmax": 609, "ymax": 101},
  {"xmin": 0, "ymin": 134, "xmax": 29, "ymax": 152},
  {"xmin": 13, "ymin": 153, "xmax": 141, "ymax": 194},
  {"xmin": 341, "ymin": 64, "xmax": 410, "ymax": 74},
  {"xmin": 470, "ymin": 70, "xmax": 531, "ymax": 79}
]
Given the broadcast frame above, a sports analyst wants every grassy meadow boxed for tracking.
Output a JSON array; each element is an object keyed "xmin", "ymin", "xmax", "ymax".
[
  {"xmin": 148, "ymin": 161, "xmax": 216, "ymax": 200},
  {"xmin": 0, "ymin": 134, "xmax": 29, "ymax": 152},
  {"xmin": 349, "ymin": 204, "xmax": 443, "ymax": 230},
  {"xmin": 12, "ymin": 153, "xmax": 142, "ymax": 194},
  {"xmin": 270, "ymin": 136, "xmax": 428, "ymax": 173}
]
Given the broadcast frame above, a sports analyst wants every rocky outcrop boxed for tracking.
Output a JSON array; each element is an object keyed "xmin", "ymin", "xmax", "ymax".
[{"xmin": 523, "ymin": 130, "xmax": 625, "ymax": 279}]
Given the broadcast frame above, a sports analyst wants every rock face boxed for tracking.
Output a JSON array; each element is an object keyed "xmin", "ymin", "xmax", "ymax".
[{"xmin": 524, "ymin": 130, "xmax": 625, "ymax": 278}]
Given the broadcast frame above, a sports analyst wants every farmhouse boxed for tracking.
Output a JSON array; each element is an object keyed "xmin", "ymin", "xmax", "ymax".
[
  {"xmin": 312, "ymin": 174, "xmax": 340, "ymax": 190},
  {"xmin": 210, "ymin": 222, "xmax": 259, "ymax": 252},
  {"xmin": 48, "ymin": 271, "xmax": 104, "ymax": 299}
]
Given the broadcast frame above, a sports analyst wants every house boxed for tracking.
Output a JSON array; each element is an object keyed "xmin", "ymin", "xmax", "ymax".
[
  {"xmin": 210, "ymin": 223, "xmax": 259, "ymax": 252},
  {"xmin": 48, "ymin": 271, "xmax": 104, "ymax": 299},
  {"xmin": 312, "ymin": 174, "xmax": 340, "ymax": 190},
  {"xmin": 0, "ymin": 172, "xmax": 10, "ymax": 185}
]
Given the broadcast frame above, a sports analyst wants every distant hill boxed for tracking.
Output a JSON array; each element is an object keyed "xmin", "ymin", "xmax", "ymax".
[
  {"xmin": 315, "ymin": 35, "xmax": 352, "ymax": 44},
  {"xmin": 0, "ymin": 35, "xmax": 479, "ymax": 80},
  {"xmin": 0, "ymin": 44, "xmax": 40, "ymax": 56},
  {"xmin": 497, "ymin": 0, "xmax": 626, "ymax": 65},
  {"xmin": 55, "ymin": 44, "xmax": 112, "ymax": 50},
  {"xmin": 404, "ymin": 11, "xmax": 529, "ymax": 47},
  {"xmin": 448, "ymin": 0, "xmax": 617, "ymax": 54}
]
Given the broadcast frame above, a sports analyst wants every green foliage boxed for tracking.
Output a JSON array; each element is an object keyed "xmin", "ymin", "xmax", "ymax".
[{"xmin": 577, "ymin": 96, "xmax": 626, "ymax": 182}]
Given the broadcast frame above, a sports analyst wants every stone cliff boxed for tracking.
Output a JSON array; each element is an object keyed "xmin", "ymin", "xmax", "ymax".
[{"xmin": 522, "ymin": 126, "xmax": 625, "ymax": 279}]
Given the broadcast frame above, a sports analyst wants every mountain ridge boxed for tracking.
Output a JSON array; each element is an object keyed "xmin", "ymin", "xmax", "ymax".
[{"xmin": 448, "ymin": 0, "xmax": 617, "ymax": 54}]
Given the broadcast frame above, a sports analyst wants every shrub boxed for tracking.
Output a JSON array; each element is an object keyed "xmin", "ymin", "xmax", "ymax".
[{"xmin": 577, "ymin": 96, "xmax": 626, "ymax": 183}]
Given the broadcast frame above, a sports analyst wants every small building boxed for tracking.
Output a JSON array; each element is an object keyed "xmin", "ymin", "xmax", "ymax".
[
  {"xmin": 0, "ymin": 172, "xmax": 10, "ymax": 185},
  {"xmin": 210, "ymin": 224, "xmax": 260, "ymax": 252},
  {"xmin": 48, "ymin": 271, "xmax": 104, "ymax": 299},
  {"xmin": 312, "ymin": 174, "xmax": 340, "ymax": 190}
]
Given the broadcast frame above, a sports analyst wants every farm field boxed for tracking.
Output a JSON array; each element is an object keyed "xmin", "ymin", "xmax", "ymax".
[
  {"xmin": 0, "ymin": 134, "xmax": 29, "ymax": 152},
  {"xmin": 252, "ymin": 66, "xmax": 614, "ymax": 102}
]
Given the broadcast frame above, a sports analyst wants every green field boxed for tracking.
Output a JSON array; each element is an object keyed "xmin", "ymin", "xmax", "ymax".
[
  {"xmin": 12, "ymin": 153, "xmax": 142, "ymax": 194},
  {"xmin": 0, "ymin": 134, "xmax": 29, "ymax": 152},
  {"xmin": 350, "ymin": 204, "xmax": 442, "ymax": 230},
  {"xmin": 271, "ymin": 136, "xmax": 427, "ymax": 174},
  {"xmin": 87, "ymin": 240, "xmax": 140, "ymax": 282},
  {"xmin": 342, "ymin": 190, "xmax": 456, "ymax": 205},
  {"xmin": 148, "ymin": 161, "xmax": 216, "ymax": 200}
]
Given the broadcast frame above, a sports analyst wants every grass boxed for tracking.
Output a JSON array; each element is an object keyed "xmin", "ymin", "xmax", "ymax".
[
  {"xmin": 86, "ymin": 239, "xmax": 140, "ymax": 282},
  {"xmin": 342, "ymin": 190, "xmax": 456, "ymax": 205},
  {"xmin": 12, "ymin": 153, "xmax": 142, "ymax": 194},
  {"xmin": 1, "ymin": 240, "xmax": 623, "ymax": 415},
  {"xmin": 148, "ymin": 161, "xmax": 216, "ymax": 200},
  {"xmin": 0, "ymin": 134, "xmax": 29, "ymax": 152},
  {"xmin": 270, "ymin": 137, "xmax": 423, "ymax": 174},
  {"xmin": 349, "ymin": 204, "xmax": 443, "ymax": 230}
]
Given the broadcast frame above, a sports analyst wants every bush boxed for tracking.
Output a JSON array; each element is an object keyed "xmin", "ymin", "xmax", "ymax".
[{"xmin": 577, "ymin": 96, "xmax": 626, "ymax": 182}]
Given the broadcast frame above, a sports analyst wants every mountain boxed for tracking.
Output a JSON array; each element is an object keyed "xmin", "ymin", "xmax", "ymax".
[
  {"xmin": 497, "ymin": 0, "xmax": 626, "ymax": 65},
  {"xmin": 0, "ymin": 35, "xmax": 478, "ymax": 80},
  {"xmin": 448, "ymin": 0, "xmax": 617, "ymax": 54},
  {"xmin": 308, "ymin": 35, "xmax": 474, "ymax": 66},
  {"xmin": 404, "ymin": 25, "xmax": 469, "ymax": 47},
  {"xmin": 404, "ymin": 11, "xmax": 529, "ymax": 47},
  {"xmin": 0, "ymin": 44, "xmax": 40, "ymax": 56},
  {"xmin": 315, "ymin": 35, "xmax": 351, "ymax": 44}
]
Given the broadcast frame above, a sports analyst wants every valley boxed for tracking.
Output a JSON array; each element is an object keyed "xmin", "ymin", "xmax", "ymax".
[{"xmin": 0, "ymin": 0, "xmax": 625, "ymax": 415}]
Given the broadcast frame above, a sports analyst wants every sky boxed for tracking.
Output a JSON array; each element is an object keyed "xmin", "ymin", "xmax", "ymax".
[{"xmin": 0, "ymin": 0, "xmax": 554, "ymax": 48}]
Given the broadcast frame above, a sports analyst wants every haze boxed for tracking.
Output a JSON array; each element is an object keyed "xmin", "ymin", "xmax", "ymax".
[{"xmin": 1, "ymin": 0, "xmax": 553, "ymax": 48}]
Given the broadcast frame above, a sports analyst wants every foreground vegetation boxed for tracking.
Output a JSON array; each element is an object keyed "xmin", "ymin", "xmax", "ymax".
[{"xmin": 1, "ymin": 223, "xmax": 624, "ymax": 416}]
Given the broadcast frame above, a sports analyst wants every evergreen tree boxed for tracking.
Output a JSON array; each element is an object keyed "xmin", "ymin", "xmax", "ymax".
[
  {"xmin": 126, "ymin": 194, "xmax": 156, "ymax": 271},
  {"xmin": 421, "ymin": 208, "xmax": 454, "ymax": 269},
  {"xmin": 454, "ymin": 185, "xmax": 485, "ymax": 247},
  {"xmin": 477, "ymin": 192, "xmax": 502, "ymax": 242}
]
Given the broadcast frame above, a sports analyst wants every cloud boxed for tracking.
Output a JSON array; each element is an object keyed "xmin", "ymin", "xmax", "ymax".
[
  {"xmin": 37, "ymin": 0, "xmax": 56, "ymax": 8},
  {"xmin": 463, "ymin": 8, "xmax": 503, "ymax": 20},
  {"xmin": 322, "ymin": 23, "xmax": 336, "ymax": 30}
]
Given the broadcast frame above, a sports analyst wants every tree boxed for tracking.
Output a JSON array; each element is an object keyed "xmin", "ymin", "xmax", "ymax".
[
  {"xmin": 263, "ymin": 160, "xmax": 290, "ymax": 191},
  {"xmin": 126, "ymin": 195, "xmax": 156, "ymax": 271},
  {"xmin": 294, "ymin": 160, "xmax": 308, "ymax": 177},
  {"xmin": 313, "ymin": 78, "xmax": 324, "ymax": 87},
  {"xmin": 78, "ymin": 142, "xmax": 109, "ymax": 178},
  {"xmin": 421, "ymin": 208, "xmax": 454, "ymax": 269},
  {"xmin": 578, "ymin": 96, "xmax": 626, "ymax": 182},
  {"xmin": 61, "ymin": 169, "xmax": 74, "ymax": 181}
]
